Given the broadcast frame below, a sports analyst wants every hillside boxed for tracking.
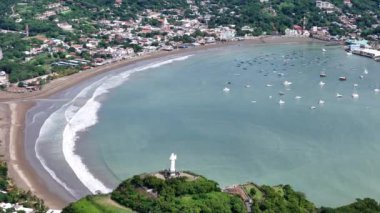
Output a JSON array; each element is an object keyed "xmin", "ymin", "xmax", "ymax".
[{"xmin": 62, "ymin": 171, "xmax": 380, "ymax": 213}]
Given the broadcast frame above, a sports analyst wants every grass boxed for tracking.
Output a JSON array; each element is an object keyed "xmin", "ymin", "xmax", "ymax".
[
  {"xmin": 242, "ymin": 183, "xmax": 263, "ymax": 200},
  {"xmin": 69, "ymin": 195, "xmax": 133, "ymax": 213}
]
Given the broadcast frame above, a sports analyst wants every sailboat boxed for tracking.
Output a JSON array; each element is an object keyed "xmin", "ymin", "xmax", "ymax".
[
  {"xmin": 352, "ymin": 86, "xmax": 359, "ymax": 99},
  {"xmin": 374, "ymin": 83, "xmax": 380, "ymax": 93},
  {"xmin": 223, "ymin": 87, "xmax": 230, "ymax": 92}
]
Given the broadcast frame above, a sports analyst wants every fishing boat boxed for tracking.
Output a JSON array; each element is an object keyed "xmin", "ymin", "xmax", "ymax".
[
  {"xmin": 320, "ymin": 72, "xmax": 327, "ymax": 77},
  {"xmin": 336, "ymin": 93, "xmax": 343, "ymax": 98},
  {"xmin": 319, "ymin": 81, "xmax": 325, "ymax": 86},
  {"xmin": 279, "ymin": 100, "xmax": 285, "ymax": 105},
  {"xmin": 223, "ymin": 87, "xmax": 230, "ymax": 92},
  {"xmin": 339, "ymin": 76, "xmax": 347, "ymax": 81}
]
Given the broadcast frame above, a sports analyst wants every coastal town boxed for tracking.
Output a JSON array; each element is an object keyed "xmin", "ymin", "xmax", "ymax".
[{"xmin": 0, "ymin": 0, "xmax": 379, "ymax": 93}]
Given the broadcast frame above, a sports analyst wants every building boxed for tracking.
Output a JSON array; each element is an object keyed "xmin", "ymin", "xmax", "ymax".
[
  {"xmin": 316, "ymin": 1, "xmax": 335, "ymax": 10},
  {"xmin": 0, "ymin": 71, "xmax": 8, "ymax": 86},
  {"xmin": 57, "ymin": 22, "xmax": 73, "ymax": 31},
  {"xmin": 343, "ymin": 0, "xmax": 352, "ymax": 7}
]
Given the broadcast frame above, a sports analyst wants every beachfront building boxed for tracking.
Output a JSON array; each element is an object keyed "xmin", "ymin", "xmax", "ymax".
[{"xmin": 0, "ymin": 71, "xmax": 8, "ymax": 86}]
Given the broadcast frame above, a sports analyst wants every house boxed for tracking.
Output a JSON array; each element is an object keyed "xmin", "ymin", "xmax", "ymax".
[
  {"xmin": 0, "ymin": 71, "xmax": 8, "ymax": 86},
  {"xmin": 57, "ymin": 22, "xmax": 73, "ymax": 31},
  {"xmin": 343, "ymin": 0, "xmax": 352, "ymax": 7},
  {"xmin": 316, "ymin": 1, "xmax": 335, "ymax": 12}
]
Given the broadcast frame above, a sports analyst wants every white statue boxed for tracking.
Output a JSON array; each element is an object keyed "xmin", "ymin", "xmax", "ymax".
[{"xmin": 169, "ymin": 153, "xmax": 177, "ymax": 175}]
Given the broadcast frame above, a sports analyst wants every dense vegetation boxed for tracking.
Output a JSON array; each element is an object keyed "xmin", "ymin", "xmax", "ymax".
[
  {"xmin": 110, "ymin": 175, "xmax": 245, "ymax": 212},
  {"xmin": 0, "ymin": 162, "xmax": 48, "ymax": 212},
  {"xmin": 62, "ymin": 172, "xmax": 380, "ymax": 213}
]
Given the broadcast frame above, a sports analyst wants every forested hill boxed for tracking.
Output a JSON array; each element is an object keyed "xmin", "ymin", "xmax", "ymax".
[{"xmin": 61, "ymin": 171, "xmax": 380, "ymax": 213}]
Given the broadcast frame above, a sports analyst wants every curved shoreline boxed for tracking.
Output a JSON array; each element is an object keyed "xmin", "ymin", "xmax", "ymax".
[{"xmin": 0, "ymin": 37, "xmax": 329, "ymax": 209}]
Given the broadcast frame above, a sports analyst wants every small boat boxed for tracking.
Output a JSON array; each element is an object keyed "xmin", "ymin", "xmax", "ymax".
[
  {"xmin": 319, "ymin": 100, "xmax": 325, "ymax": 105},
  {"xmin": 320, "ymin": 72, "xmax": 327, "ymax": 77},
  {"xmin": 310, "ymin": 106, "xmax": 317, "ymax": 110},
  {"xmin": 266, "ymin": 84, "xmax": 273, "ymax": 87},
  {"xmin": 278, "ymin": 91, "xmax": 285, "ymax": 96},
  {"xmin": 339, "ymin": 76, "xmax": 347, "ymax": 81},
  {"xmin": 223, "ymin": 87, "xmax": 230, "ymax": 92},
  {"xmin": 322, "ymin": 48, "xmax": 326, "ymax": 52},
  {"xmin": 374, "ymin": 88, "xmax": 380, "ymax": 93},
  {"xmin": 319, "ymin": 81, "xmax": 325, "ymax": 87},
  {"xmin": 336, "ymin": 93, "xmax": 343, "ymax": 98},
  {"xmin": 364, "ymin": 69, "xmax": 368, "ymax": 75},
  {"xmin": 269, "ymin": 95, "xmax": 273, "ymax": 99},
  {"xmin": 359, "ymin": 75, "xmax": 364, "ymax": 79},
  {"xmin": 295, "ymin": 96, "xmax": 302, "ymax": 100},
  {"xmin": 245, "ymin": 84, "xmax": 251, "ymax": 88},
  {"xmin": 347, "ymin": 52, "xmax": 352, "ymax": 55},
  {"xmin": 251, "ymin": 100, "xmax": 257, "ymax": 103},
  {"xmin": 352, "ymin": 86, "xmax": 359, "ymax": 99},
  {"xmin": 279, "ymin": 100, "xmax": 285, "ymax": 105},
  {"xmin": 283, "ymin": 80, "xmax": 292, "ymax": 86}
]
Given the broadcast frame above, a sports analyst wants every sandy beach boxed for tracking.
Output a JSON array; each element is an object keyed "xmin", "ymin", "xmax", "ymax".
[{"xmin": 0, "ymin": 36, "xmax": 329, "ymax": 209}]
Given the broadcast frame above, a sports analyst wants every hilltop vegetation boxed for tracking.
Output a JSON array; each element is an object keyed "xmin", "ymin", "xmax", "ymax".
[{"xmin": 62, "ymin": 172, "xmax": 380, "ymax": 213}]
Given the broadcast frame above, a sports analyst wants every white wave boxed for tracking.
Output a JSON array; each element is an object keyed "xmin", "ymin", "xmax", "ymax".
[{"xmin": 36, "ymin": 55, "xmax": 193, "ymax": 196}]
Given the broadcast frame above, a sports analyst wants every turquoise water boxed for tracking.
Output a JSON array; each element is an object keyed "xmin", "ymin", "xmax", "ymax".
[{"xmin": 75, "ymin": 43, "xmax": 380, "ymax": 206}]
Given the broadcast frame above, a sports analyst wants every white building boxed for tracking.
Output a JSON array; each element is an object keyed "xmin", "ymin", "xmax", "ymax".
[
  {"xmin": 57, "ymin": 22, "xmax": 73, "ymax": 31},
  {"xmin": 0, "ymin": 71, "xmax": 8, "ymax": 86},
  {"xmin": 316, "ymin": 1, "xmax": 335, "ymax": 10}
]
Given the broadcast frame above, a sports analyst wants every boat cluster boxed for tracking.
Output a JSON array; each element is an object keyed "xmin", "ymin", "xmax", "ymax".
[{"xmin": 223, "ymin": 49, "xmax": 379, "ymax": 110}]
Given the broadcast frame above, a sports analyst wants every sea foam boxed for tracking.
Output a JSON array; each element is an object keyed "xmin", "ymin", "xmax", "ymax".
[{"xmin": 36, "ymin": 55, "xmax": 192, "ymax": 196}]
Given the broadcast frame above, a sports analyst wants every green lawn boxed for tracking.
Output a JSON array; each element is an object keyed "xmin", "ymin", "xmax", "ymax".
[{"xmin": 68, "ymin": 195, "xmax": 133, "ymax": 213}]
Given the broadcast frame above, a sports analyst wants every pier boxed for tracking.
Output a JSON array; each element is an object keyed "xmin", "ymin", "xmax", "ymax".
[{"xmin": 352, "ymin": 48, "xmax": 380, "ymax": 61}]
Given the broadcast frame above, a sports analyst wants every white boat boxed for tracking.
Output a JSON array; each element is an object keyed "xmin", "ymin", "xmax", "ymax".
[
  {"xmin": 319, "ymin": 100, "xmax": 325, "ymax": 105},
  {"xmin": 266, "ymin": 84, "xmax": 273, "ymax": 87},
  {"xmin": 245, "ymin": 84, "xmax": 251, "ymax": 88},
  {"xmin": 352, "ymin": 85, "xmax": 359, "ymax": 98},
  {"xmin": 283, "ymin": 80, "xmax": 292, "ymax": 86},
  {"xmin": 319, "ymin": 81, "xmax": 325, "ymax": 87},
  {"xmin": 364, "ymin": 69, "xmax": 368, "ymax": 75},
  {"xmin": 294, "ymin": 96, "xmax": 302, "ymax": 100},
  {"xmin": 322, "ymin": 48, "xmax": 326, "ymax": 52},
  {"xmin": 223, "ymin": 87, "xmax": 230, "ymax": 92},
  {"xmin": 279, "ymin": 99, "xmax": 285, "ymax": 105},
  {"xmin": 251, "ymin": 100, "xmax": 257, "ymax": 103},
  {"xmin": 353, "ymin": 83, "xmax": 358, "ymax": 87},
  {"xmin": 310, "ymin": 106, "xmax": 317, "ymax": 110},
  {"xmin": 359, "ymin": 75, "xmax": 364, "ymax": 79},
  {"xmin": 374, "ymin": 88, "xmax": 380, "ymax": 93},
  {"xmin": 269, "ymin": 95, "xmax": 273, "ymax": 99},
  {"xmin": 347, "ymin": 52, "xmax": 352, "ymax": 55},
  {"xmin": 336, "ymin": 93, "xmax": 343, "ymax": 98}
]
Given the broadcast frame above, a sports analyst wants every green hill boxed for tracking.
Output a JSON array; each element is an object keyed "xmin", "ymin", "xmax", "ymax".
[{"xmin": 62, "ymin": 171, "xmax": 380, "ymax": 213}]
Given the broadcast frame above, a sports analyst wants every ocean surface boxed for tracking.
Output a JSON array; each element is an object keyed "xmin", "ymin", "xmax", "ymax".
[{"xmin": 26, "ymin": 42, "xmax": 380, "ymax": 207}]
